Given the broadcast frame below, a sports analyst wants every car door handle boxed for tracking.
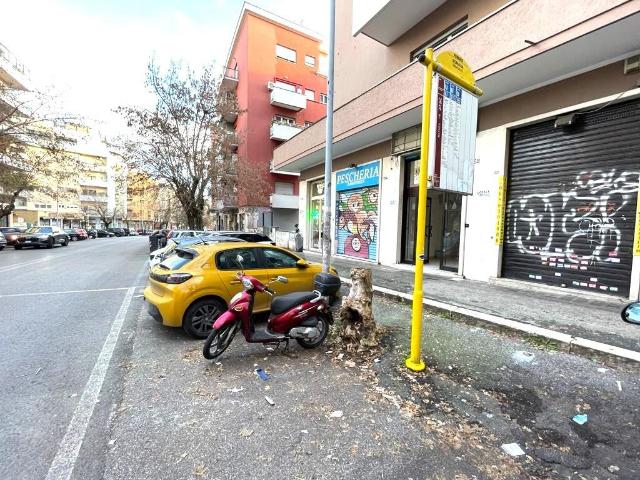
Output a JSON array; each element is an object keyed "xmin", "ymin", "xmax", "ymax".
[{"xmin": 230, "ymin": 280, "xmax": 241, "ymax": 284}]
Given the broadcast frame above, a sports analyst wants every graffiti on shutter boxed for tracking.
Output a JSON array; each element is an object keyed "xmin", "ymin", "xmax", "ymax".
[
  {"xmin": 503, "ymin": 98, "xmax": 640, "ymax": 296},
  {"xmin": 336, "ymin": 186, "xmax": 379, "ymax": 261}
]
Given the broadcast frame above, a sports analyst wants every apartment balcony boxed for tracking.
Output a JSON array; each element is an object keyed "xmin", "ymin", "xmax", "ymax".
[
  {"xmin": 270, "ymin": 122, "xmax": 302, "ymax": 142},
  {"xmin": 0, "ymin": 42, "xmax": 31, "ymax": 91},
  {"xmin": 79, "ymin": 179, "xmax": 108, "ymax": 188},
  {"xmin": 270, "ymin": 193, "xmax": 298, "ymax": 210},
  {"xmin": 273, "ymin": 0, "xmax": 640, "ymax": 173},
  {"xmin": 221, "ymin": 66, "xmax": 238, "ymax": 90},
  {"xmin": 270, "ymin": 87, "xmax": 307, "ymax": 111},
  {"xmin": 223, "ymin": 109, "xmax": 238, "ymax": 124},
  {"xmin": 80, "ymin": 195, "xmax": 108, "ymax": 203},
  {"xmin": 352, "ymin": 0, "xmax": 447, "ymax": 46}
]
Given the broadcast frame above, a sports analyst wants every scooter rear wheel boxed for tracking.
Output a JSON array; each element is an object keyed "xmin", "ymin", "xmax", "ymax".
[
  {"xmin": 203, "ymin": 323, "xmax": 237, "ymax": 360},
  {"xmin": 296, "ymin": 316, "xmax": 329, "ymax": 349}
]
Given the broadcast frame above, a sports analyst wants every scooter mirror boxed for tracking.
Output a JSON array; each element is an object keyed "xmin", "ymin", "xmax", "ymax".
[
  {"xmin": 236, "ymin": 254, "xmax": 244, "ymax": 266},
  {"xmin": 277, "ymin": 276, "xmax": 288, "ymax": 283},
  {"xmin": 621, "ymin": 302, "xmax": 640, "ymax": 325}
]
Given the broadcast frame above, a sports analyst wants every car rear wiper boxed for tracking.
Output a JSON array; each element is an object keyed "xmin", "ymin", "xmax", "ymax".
[{"xmin": 195, "ymin": 234, "xmax": 208, "ymax": 245}]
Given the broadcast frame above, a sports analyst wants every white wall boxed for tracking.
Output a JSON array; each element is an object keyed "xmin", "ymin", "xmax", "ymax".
[
  {"xmin": 378, "ymin": 155, "xmax": 402, "ymax": 265},
  {"xmin": 461, "ymin": 127, "xmax": 508, "ymax": 281}
]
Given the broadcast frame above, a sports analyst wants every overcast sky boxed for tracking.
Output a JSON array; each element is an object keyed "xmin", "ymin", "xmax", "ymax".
[{"xmin": 2, "ymin": 0, "xmax": 328, "ymax": 131}]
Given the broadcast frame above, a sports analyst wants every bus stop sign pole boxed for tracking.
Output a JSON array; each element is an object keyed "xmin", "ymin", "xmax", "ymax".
[{"xmin": 405, "ymin": 49, "xmax": 483, "ymax": 372}]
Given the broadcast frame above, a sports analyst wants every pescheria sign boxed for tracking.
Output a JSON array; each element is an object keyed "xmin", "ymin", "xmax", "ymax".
[{"xmin": 335, "ymin": 160, "xmax": 380, "ymax": 192}]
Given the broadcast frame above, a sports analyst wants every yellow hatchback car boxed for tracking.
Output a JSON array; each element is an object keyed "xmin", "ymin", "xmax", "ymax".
[{"xmin": 144, "ymin": 242, "xmax": 338, "ymax": 338}]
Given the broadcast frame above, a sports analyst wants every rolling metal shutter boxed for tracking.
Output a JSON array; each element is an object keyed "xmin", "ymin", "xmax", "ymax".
[{"xmin": 502, "ymin": 98, "xmax": 640, "ymax": 297}]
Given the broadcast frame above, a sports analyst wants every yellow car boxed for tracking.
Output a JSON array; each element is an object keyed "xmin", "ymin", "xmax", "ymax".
[{"xmin": 144, "ymin": 242, "xmax": 338, "ymax": 338}]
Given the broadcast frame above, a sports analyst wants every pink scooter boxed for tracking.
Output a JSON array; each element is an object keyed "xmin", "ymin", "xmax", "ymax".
[{"xmin": 202, "ymin": 256, "xmax": 340, "ymax": 360}]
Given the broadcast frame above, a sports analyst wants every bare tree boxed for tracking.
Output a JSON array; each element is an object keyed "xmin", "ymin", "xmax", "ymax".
[
  {"xmin": 91, "ymin": 201, "xmax": 119, "ymax": 229},
  {"xmin": 117, "ymin": 61, "xmax": 238, "ymax": 230},
  {"xmin": 0, "ymin": 83, "xmax": 78, "ymax": 222}
]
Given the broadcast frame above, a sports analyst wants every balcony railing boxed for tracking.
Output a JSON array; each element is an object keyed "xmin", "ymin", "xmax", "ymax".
[
  {"xmin": 270, "ymin": 122, "xmax": 302, "ymax": 141},
  {"xmin": 80, "ymin": 195, "xmax": 108, "ymax": 203},
  {"xmin": 222, "ymin": 66, "xmax": 239, "ymax": 90},
  {"xmin": 79, "ymin": 178, "xmax": 108, "ymax": 188},
  {"xmin": 270, "ymin": 193, "xmax": 299, "ymax": 209},
  {"xmin": 0, "ymin": 42, "xmax": 31, "ymax": 90},
  {"xmin": 270, "ymin": 87, "xmax": 306, "ymax": 111}
]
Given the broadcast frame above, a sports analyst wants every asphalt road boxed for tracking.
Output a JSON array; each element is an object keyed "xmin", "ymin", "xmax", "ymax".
[
  {"xmin": 0, "ymin": 236, "xmax": 148, "ymax": 480},
  {"xmin": 1, "ymin": 237, "xmax": 638, "ymax": 479}
]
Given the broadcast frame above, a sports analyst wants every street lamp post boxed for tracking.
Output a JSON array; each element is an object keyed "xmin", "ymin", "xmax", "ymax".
[{"xmin": 321, "ymin": 0, "xmax": 336, "ymax": 273}]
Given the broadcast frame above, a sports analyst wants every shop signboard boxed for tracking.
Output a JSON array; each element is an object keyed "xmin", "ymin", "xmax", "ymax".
[
  {"xmin": 335, "ymin": 161, "xmax": 380, "ymax": 261},
  {"xmin": 428, "ymin": 72, "xmax": 479, "ymax": 195}
]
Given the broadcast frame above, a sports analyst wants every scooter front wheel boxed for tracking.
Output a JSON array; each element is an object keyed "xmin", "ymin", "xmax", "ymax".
[{"xmin": 203, "ymin": 323, "xmax": 237, "ymax": 360}]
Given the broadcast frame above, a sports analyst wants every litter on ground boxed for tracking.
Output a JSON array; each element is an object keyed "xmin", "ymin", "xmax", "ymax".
[
  {"xmin": 572, "ymin": 414, "xmax": 588, "ymax": 425},
  {"xmin": 501, "ymin": 443, "xmax": 525, "ymax": 456}
]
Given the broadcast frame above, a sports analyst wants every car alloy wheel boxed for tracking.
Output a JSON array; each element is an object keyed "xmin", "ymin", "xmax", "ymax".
[
  {"xmin": 183, "ymin": 298, "xmax": 226, "ymax": 339},
  {"xmin": 191, "ymin": 304, "xmax": 220, "ymax": 334}
]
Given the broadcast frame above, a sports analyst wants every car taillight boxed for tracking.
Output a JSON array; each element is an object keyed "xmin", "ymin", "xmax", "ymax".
[{"xmin": 165, "ymin": 273, "xmax": 192, "ymax": 284}]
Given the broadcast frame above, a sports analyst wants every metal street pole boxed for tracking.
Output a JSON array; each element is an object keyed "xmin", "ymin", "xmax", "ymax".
[
  {"xmin": 405, "ymin": 50, "xmax": 483, "ymax": 372},
  {"xmin": 405, "ymin": 49, "xmax": 434, "ymax": 372},
  {"xmin": 322, "ymin": 0, "xmax": 336, "ymax": 273}
]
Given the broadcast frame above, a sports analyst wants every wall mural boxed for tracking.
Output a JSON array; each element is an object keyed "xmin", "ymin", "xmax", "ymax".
[
  {"xmin": 335, "ymin": 161, "xmax": 380, "ymax": 261},
  {"xmin": 505, "ymin": 168, "xmax": 639, "ymax": 294},
  {"xmin": 336, "ymin": 187, "xmax": 379, "ymax": 260}
]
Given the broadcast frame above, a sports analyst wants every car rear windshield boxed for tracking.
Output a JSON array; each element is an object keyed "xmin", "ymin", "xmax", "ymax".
[
  {"xmin": 159, "ymin": 249, "xmax": 197, "ymax": 270},
  {"xmin": 25, "ymin": 227, "xmax": 52, "ymax": 234}
]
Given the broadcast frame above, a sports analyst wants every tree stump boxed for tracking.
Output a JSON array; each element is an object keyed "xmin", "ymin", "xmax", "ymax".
[{"xmin": 336, "ymin": 268, "xmax": 379, "ymax": 352}]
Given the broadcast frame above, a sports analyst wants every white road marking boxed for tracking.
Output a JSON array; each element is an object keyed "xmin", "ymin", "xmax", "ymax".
[
  {"xmin": 0, "ymin": 287, "xmax": 129, "ymax": 298},
  {"xmin": 0, "ymin": 286, "xmax": 145, "ymax": 298},
  {"xmin": 45, "ymin": 286, "xmax": 136, "ymax": 480},
  {"xmin": 0, "ymin": 255, "xmax": 57, "ymax": 273},
  {"xmin": 0, "ymin": 241, "xmax": 111, "ymax": 273}
]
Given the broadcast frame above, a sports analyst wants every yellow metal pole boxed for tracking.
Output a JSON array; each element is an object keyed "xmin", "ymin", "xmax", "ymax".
[{"xmin": 405, "ymin": 49, "xmax": 434, "ymax": 372}]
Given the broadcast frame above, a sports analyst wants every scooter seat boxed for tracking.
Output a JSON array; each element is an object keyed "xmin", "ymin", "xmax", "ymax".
[{"xmin": 271, "ymin": 292, "xmax": 317, "ymax": 315}]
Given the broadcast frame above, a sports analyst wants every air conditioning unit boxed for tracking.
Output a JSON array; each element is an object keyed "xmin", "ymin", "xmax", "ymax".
[
  {"xmin": 624, "ymin": 55, "xmax": 640, "ymax": 74},
  {"xmin": 267, "ymin": 81, "xmax": 275, "ymax": 90}
]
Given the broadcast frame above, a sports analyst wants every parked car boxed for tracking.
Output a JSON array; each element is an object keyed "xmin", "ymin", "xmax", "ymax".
[
  {"xmin": 0, "ymin": 231, "xmax": 6, "ymax": 250},
  {"xmin": 137, "ymin": 229, "xmax": 151, "ymax": 236},
  {"xmin": 167, "ymin": 230, "xmax": 206, "ymax": 240},
  {"xmin": 96, "ymin": 229, "xmax": 116, "ymax": 238},
  {"xmin": 144, "ymin": 242, "xmax": 338, "ymax": 338},
  {"xmin": 86, "ymin": 229, "xmax": 97, "ymax": 239},
  {"xmin": 107, "ymin": 227, "xmax": 126, "ymax": 237},
  {"xmin": 148, "ymin": 235, "xmax": 243, "ymax": 269},
  {"xmin": 215, "ymin": 231, "xmax": 275, "ymax": 245},
  {"xmin": 75, "ymin": 228, "xmax": 89, "ymax": 240},
  {"xmin": 129, "ymin": 230, "xmax": 138, "ymax": 236},
  {"xmin": 122, "ymin": 228, "xmax": 130, "ymax": 236},
  {"xmin": 15, "ymin": 226, "xmax": 69, "ymax": 249},
  {"xmin": 0, "ymin": 227, "xmax": 21, "ymax": 246},
  {"xmin": 64, "ymin": 228, "xmax": 86, "ymax": 241}
]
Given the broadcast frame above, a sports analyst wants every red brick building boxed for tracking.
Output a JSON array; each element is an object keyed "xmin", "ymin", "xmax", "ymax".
[{"xmin": 216, "ymin": 3, "xmax": 327, "ymax": 232}]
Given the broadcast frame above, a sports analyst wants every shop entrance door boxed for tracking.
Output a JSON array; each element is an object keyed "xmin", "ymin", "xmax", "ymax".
[
  {"xmin": 440, "ymin": 192, "xmax": 462, "ymax": 272},
  {"xmin": 401, "ymin": 155, "xmax": 432, "ymax": 264},
  {"xmin": 308, "ymin": 180, "xmax": 324, "ymax": 250},
  {"xmin": 401, "ymin": 193, "xmax": 432, "ymax": 264}
]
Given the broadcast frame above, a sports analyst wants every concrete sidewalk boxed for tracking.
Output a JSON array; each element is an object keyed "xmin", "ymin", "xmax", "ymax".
[{"xmin": 301, "ymin": 251, "xmax": 640, "ymax": 356}]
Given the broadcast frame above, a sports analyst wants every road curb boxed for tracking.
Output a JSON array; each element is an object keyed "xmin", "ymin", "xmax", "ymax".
[{"xmin": 338, "ymin": 276, "xmax": 640, "ymax": 363}]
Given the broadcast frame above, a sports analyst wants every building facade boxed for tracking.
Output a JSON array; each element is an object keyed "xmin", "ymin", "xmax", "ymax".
[
  {"xmin": 7, "ymin": 124, "xmax": 128, "ymax": 229},
  {"xmin": 218, "ymin": 3, "xmax": 327, "ymax": 233},
  {"xmin": 272, "ymin": 0, "xmax": 640, "ymax": 300}
]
